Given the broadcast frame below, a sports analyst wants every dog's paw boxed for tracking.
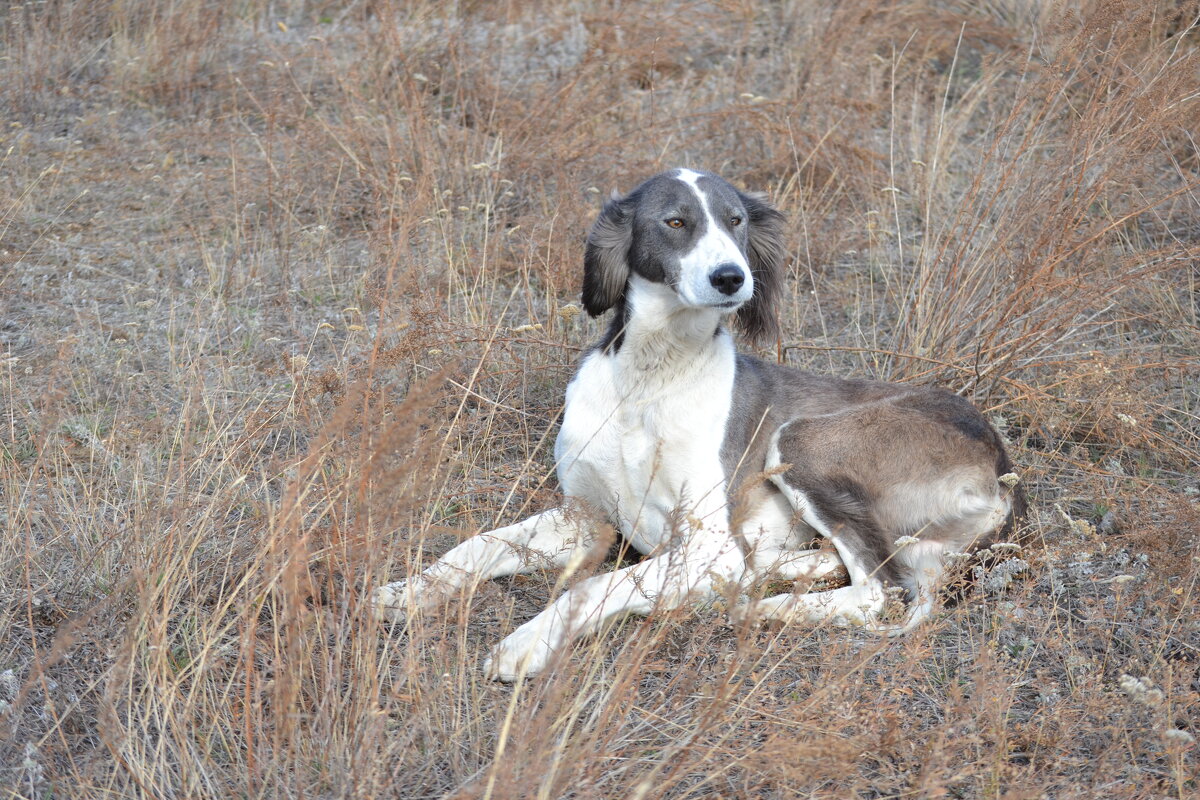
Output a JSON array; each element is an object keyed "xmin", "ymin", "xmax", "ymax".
[
  {"xmin": 727, "ymin": 599, "xmax": 765, "ymax": 629},
  {"xmin": 368, "ymin": 580, "xmax": 415, "ymax": 623},
  {"xmin": 369, "ymin": 578, "xmax": 449, "ymax": 623},
  {"xmin": 728, "ymin": 595, "xmax": 795, "ymax": 629},
  {"xmin": 483, "ymin": 624, "xmax": 556, "ymax": 682}
]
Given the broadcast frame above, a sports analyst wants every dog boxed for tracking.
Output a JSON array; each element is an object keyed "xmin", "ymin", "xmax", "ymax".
[{"xmin": 371, "ymin": 168, "xmax": 1025, "ymax": 681}]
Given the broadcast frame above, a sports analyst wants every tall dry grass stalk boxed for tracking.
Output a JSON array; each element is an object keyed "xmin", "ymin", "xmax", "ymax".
[{"xmin": 1, "ymin": 0, "xmax": 1197, "ymax": 797}]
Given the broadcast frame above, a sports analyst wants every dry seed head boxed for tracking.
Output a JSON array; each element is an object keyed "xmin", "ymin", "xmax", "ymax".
[
  {"xmin": 980, "ymin": 558, "xmax": 1028, "ymax": 593},
  {"xmin": 1164, "ymin": 729, "xmax": 1195, "ymax": 747},
  {"xmin": 1118, "ymin": 674, "xmax": 1164, "ymax": 706},
  {"xmin": 1056, "ymin": 504, "xmax": 1097, "ymax": 537},
  {"xmin": 21, "ymin": 743, "xmax": 45, "ymax": 788},
  {"xmin": 1072, "ymin": 519, "xmax": 1097, "ymax": 537},
  {"xmin": 0, "ymin": 669, "xmax": 17, "ymax": 700},
  {"xmin": 998, "ymin": 472, "xmax": 1021, "ymax": 488}
]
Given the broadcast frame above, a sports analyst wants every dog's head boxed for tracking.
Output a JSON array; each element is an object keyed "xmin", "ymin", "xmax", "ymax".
[{"xmin": 582, "ymin": 168, "xmax": 785, "ymax": 343}]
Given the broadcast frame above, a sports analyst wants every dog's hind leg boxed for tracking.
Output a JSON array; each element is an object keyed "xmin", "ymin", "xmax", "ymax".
[
  {"xmin": 733, "ymin": 580, "xmax": 888, "ymax": 628},
  {"xmin": 739, "ymin": 487, "xmax": 845, "ymax": 584},
  {"xmin": 731, "ymin": 433, "xmax": 896, "ymax": 629},
  {"xmin": 734, "ymin": 515, "xmax": 893, "ymax": 630},
  {"xmin": 370, "ymin": 508, "xmax": 595, "ymax": 622},
  {"xmin": 762, "ymin": 549, "xmax": 844, "ymax": 583}
]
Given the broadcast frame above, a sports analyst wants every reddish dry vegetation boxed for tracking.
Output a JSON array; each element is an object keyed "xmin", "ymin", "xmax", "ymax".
[{"xmin": 1, "ymin": 1, "xmax": 1198, "ymax": 797}]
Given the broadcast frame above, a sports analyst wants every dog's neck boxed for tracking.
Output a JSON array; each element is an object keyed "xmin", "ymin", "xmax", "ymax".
[{"xmin": 600, "ymin": 276, "xmax": 733, "ymax": 381}]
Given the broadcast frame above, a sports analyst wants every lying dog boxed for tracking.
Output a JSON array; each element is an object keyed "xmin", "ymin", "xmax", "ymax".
[{"xmin": 372, "ymin": 169, "xmax": 1024, "ymax": 680}]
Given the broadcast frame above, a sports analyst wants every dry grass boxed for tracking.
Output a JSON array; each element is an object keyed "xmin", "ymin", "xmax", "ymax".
[{"xmin": 1, "ymin": 0, "xmax": 1198, "ymax": 797}]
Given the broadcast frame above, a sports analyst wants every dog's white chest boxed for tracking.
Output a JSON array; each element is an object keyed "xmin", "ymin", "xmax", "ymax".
[{"xmin": 554, "ymin": 342, "xmax": 736, "ymax": 552}]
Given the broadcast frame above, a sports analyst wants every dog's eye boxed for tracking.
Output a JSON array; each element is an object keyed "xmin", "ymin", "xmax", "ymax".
[
  {"xmin": 730, "ymin": 216, "xmax": 743, "ymax": 227},
  {"xmin": 665, "ymin": 218, "xmax": 685, "ymax": 229}
]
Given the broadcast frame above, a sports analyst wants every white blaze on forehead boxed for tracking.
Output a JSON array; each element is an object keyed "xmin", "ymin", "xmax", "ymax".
[
  {"xmin": 673, "ymin": 169, "xmax": 741, "ymax": 251},
  {"xmin": 673, "ymin": 169, "xmax": 751, "ymax": 306},
  {"xmin": 674, "ymin": 169, "xmax": 720, "ymax": 217}
]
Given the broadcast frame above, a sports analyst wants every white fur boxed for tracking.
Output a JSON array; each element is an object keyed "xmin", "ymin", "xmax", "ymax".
[
  {"xmin": 478, "ymin": 277, "xmax": 746, "ymax": 679},
  {"xmin": 674, "ymin": 169, "xmax": 753, "ymax": 308},
  {"xmin": 556, "ymin": 280, "xmax": 735, "ymax": 545}
]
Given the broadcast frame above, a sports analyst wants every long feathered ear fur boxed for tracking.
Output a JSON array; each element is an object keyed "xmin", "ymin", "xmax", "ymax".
[
  {"xmin": 582, "ymin": 192, "xmax": 635, "ymax": 317},
  {"xmin": 735, "ymin": 190, "xmax": 786, "ymax": 344}
]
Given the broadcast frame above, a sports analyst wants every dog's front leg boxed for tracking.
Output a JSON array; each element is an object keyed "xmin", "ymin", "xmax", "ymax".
[
  {"xmin": 484, "ymin": 532, "xmax": 744, "ymax": 681},
  {"xmin": 371, "ymin": 508, "xmax": 595, "ymax": 622}
]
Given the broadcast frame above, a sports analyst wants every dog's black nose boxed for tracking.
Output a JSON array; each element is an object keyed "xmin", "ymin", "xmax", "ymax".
[{"xmin": 709, "ymin": 263, "xmax": 745, "ymax": 295}]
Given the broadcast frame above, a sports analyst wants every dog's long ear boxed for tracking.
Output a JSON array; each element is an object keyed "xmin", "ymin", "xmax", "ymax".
[
  {"xmin": 582, "ymin": 192, "xmax": 635, "ymax": 316},
  {"xmin": 736, "ymin": 190, "xmax": 785, "ymax": 344}
]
